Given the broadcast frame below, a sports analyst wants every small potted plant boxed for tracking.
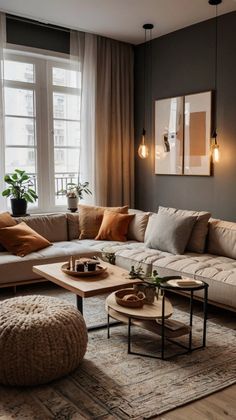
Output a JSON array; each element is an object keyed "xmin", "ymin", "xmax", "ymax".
[
  {"xmin": 60, "ymin": 181, "xmax": 92, "ymax": 212},
  {"xmin": 2, "ymin": 169, "xmax": 38, "ymax": 216}
]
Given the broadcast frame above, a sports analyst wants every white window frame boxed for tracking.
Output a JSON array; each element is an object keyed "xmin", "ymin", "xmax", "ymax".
[{"xmin": 0, "ymin": 44, "xmax": 81, "ymax": 214}]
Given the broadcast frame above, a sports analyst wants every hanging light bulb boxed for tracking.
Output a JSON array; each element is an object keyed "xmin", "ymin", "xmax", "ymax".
[
  {"xmin": 138, "ymin": 23, "xmax": 154, "ymax": 159},
  {"xmin": 212, "ymin": 131, "xmax": 220, "ymax": 162},
  {"xmin": 138, "ymin": 129, "xmax": 149, "ymax": 159}
]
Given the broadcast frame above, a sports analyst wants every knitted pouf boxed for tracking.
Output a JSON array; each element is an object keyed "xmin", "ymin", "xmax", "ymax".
[{"xmin": 0, "ymin": 295, "xmax": 88, "ymax": 386}]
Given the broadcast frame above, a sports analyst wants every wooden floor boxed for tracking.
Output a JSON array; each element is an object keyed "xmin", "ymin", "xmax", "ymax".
[
  {"xmin": 155, "ymin": 292, "xmax": 236, "ymax": 420},
  {"xmin": 155, "ymin": 385, "xmax": 236, "ymax": 419}
]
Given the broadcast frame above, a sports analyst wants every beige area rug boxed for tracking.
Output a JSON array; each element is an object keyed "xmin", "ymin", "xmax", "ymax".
[{"xmin": 0, "ymin": 284, "xmax": 236, "ymax": 419}]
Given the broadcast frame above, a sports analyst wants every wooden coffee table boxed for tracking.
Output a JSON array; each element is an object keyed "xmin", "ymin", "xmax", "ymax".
[{"xmin": 33, "ymin": 260, "xmax": 142, "ymax": 331}]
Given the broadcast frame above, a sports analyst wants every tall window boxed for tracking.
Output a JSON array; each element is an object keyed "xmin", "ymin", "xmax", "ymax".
[{"xmin": 1, "ymin": 48, "xmax": 81, "ymax": 212}]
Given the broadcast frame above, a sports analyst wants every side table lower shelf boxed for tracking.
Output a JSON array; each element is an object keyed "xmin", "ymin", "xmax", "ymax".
[
  {"xmin": 107, "ymin": 307, "xmax": 191, "ymax": 359},
  {"xmin": 108, "ymin": 307, "xmax": 190, "ymax": 338}
]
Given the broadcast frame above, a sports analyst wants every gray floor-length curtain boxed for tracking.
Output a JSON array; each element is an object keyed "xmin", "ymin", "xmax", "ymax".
[{"xmin": 95, "ymin": 37, "xmax": 134, "ymax": 207}]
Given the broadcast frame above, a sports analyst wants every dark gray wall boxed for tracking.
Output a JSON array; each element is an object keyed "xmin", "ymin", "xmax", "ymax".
[{"xmin": 134, "ymin": 12, "xmax": 236, "ymax": 221}]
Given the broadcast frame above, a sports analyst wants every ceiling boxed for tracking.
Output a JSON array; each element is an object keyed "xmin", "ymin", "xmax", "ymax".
[{"xmin": 0, "ymin": 0, "xmax": 236, "ymax": 45}]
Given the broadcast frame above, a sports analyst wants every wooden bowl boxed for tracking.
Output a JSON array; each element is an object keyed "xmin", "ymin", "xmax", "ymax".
[
  {"xmin": 115, "ymin": 288, "xmax": 145, "ymax": 309},
  {"xmin": 61, "ymin": 263, "xmax": 107, "ymax": 278}
]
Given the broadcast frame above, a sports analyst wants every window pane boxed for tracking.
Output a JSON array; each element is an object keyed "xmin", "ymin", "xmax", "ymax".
[
  {"xmin": 53, "ymin": 92, "xmax": 80, "ymax": 120},
  {"xmin": 5, "ymin": 147, "xmax": 36, "ymax": 174},
  {"xmin": 5, "ymin": 117, "xmax": 35, "ymax": 146},
  {"xmin": 55, "ymin": 173, "xmax": 78, "ymax": 205},
  {"xmin": 52, "ymin": 67, "xmax": 81, "ymax": 88},
  {"xmin": 54, "ymin": 120, "xmax": 80, "ymax": 147},
  {"xmin": 5, "ymin": 87, "xmax": 35, "ymax": 117},
  {"xmin": 4, "ymin": 60, "xmax": 35, "ymax": 83},
  {"xmin": 54, "ymin": 148, "xmax": 79, "ymax": 173}
]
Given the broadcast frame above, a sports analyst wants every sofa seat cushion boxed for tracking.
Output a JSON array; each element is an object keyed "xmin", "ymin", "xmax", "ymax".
[
  {"xmin": 71, "ymin": 239, "xmax": 137, "ymax": 252},
  {"xmin": 152, "ymin": 252, "xmax": 236, "ymax": 310},
  {"xmin": 113, "ymin": 244, "xmax": 170, "ymax": 274},
  {"xmin": 152, "ymin": 252, "xmax": 236, "ymax": 285},
  {"xmin": 0, "ymin": 241, "xmax": 102, "ymax": 286}
]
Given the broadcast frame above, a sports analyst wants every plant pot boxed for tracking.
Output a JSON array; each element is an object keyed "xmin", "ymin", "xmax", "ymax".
[
  {"xmin": 67, "ymin": 197, "xmax": 78, "ymax": 212},
  {"xmin": 11, "ymin": 198, "xmax": 27, "ymax": 216}
]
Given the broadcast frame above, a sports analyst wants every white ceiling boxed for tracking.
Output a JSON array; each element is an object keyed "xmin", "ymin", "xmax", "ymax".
[{"xmin": 0, "ymin": 0, "xmax": 236, "ymax": 45}]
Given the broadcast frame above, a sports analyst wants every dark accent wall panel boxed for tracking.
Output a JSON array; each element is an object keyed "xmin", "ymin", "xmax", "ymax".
[
  {"xmin": 134, "ymin": 12, "xmax": 236, "ymax": 221},
  {"xmin": 6, "ymin": 16, "xmax": 70, "ymax": 54}
]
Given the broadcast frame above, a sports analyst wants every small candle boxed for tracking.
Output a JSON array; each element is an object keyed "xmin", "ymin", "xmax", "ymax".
[{"xmin": 69, "ymin": 256, "xmax": 73, "ymax": 271}]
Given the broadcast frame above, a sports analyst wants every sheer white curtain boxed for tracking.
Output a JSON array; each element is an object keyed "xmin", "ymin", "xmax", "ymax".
[
  {"xmin": 0, "ymin": 13, "xmax": 6, "ymax": 211},
  {"xmin": 70, "ymin": 31, "xmax": 97, "ymax": 205}
]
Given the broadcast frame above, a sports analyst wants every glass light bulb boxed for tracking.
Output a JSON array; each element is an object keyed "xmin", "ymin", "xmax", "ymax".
[
  {"xmin": 212, "ymin": 144, "xmax": 220, "ymax": 163},
  {"xmin": 138, "ymin": 135, "xmax": 149, "ymax": 159}
]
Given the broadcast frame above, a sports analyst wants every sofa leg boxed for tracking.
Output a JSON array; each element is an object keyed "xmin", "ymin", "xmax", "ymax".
[{"xmin": 13, "ymin": 286, "xmax": 17, "ymax": 294}]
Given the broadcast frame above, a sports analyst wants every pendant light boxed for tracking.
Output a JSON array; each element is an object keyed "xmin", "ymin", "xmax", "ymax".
[
  {"xmin": 209, "ymin": 0, "xmax": 222, "ymax": 163},
  {"xmin": 138, "ymin": 23, "xmax": 154, "ymax": 159}
]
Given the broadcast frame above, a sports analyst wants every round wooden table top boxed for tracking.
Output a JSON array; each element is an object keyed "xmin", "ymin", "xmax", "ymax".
[{"xmin": 106, "ymin": 291, "xmax": 173, "ymax": 320}]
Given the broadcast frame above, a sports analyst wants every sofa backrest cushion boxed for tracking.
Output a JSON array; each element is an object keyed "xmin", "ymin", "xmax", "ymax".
[
  {"xmin": 158, "ymin": 206, "xmax": 211, "ymax": 253},
  {"xmin": 15, "ymin": 214, "xmax": 68, "ymax": 242},
  {"xmin": 145, "ymin": 212, "xmax": 197, "ymax": 255},
  {"xmin": 127, "ymin": 209, "xmax": 151, "ymax": 242},
  {"xmin": 207, "ymin": 218, "xmax": 236, "ymax": 259},
  {"xmin": 67, "ymin": 213, "xmax": 80, "ymax": 240},
  {"xmin": 78, "ymin": 204, "xmax": 129, "ymax": 239}
]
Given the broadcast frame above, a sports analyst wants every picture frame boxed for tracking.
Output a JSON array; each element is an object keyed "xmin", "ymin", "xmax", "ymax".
[{"xmin": 154, "ymin": 91, "xmax": 212, "ymax": 176}]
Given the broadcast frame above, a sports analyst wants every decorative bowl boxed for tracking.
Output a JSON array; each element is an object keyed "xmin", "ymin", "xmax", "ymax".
[
  {"xmin": 61, "ymin": 263, "xmax": 107, "ymax": 278},
  {"xmin": 115, "ymin": 288, "xmax": 145, "ymax": 308}
]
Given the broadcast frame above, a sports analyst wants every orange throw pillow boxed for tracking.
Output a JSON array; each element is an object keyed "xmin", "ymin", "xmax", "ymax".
[
  {"xmin": 78, "ymin": 204, "xmax": 129, "ymax": 239},
  {"xmin": 0, "ymin": 212, "xmax": 17, "ymax": 250},
  {"xmin": 0, "ymin": 222, "xmax": 52, "ymax": 257},
  {"xmin": 95, "ymin": 210, "xmax": 134, "ymax": 241},
  {"xmin": 0, "ymin": 212, "xmax": 17, "ymax": 228}
]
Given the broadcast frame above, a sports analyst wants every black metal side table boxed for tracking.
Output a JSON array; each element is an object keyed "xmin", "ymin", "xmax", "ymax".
[{"xmin": 159, "ymin": 279, "xmax": 209, "ymax": 359}]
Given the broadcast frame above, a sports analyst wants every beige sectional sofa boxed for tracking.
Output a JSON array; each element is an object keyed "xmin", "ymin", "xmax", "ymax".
[{"xmin": 0, "ymin": 210, "xmax": 236, "ymax": 312}]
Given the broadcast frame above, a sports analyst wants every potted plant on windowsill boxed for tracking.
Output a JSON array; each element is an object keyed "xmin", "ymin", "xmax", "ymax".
[
  {"xmin": 1, "ymin": 169, "xmax": 38, "ymax": 216},
  {"xmin": 60, "ymin": 181, "xmax": 92, "ymax": 212}
]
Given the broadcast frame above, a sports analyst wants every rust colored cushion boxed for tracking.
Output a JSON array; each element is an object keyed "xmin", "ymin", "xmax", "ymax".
[
  {"xmin": 0, "ymin": 212, "xmax": 17, "ymax": 228},
  {"xmin": 0, "ymin": 212, "xmax": 17, "ymax": 251},
  {"xmin": 0, "ymin": 222, "xmax": 52, "ymax": 257},
  {"xmin": 78, "ymin": 204, "xmax": 129, "ymax": 239},
  {"xmin": 95, "ymin": 210, "xmax": 134, "ymax": 241}
]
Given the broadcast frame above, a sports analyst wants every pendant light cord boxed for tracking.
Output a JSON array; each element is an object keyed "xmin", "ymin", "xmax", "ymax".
[
  {"xmin": 214, "ymin": 4, "xmax": 218, "ymax": 141},
  {"xmin": 143, "ymin": 28, "xmax": 147, "ymax": 135}
]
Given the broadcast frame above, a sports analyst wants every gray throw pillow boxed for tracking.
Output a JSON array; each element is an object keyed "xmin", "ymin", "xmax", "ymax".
[
  {"xmin": 158, "ymin": 206, "xmax": 211, "ymax": 253},
  {"xmin": 145, "ymin": 213, "xmax": 197, "ymax": 255}
]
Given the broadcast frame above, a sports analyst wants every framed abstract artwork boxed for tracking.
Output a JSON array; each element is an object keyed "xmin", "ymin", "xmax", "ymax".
[{"xmin": 155, "ymin": 91, "xmax": 212, "ymax": 176}]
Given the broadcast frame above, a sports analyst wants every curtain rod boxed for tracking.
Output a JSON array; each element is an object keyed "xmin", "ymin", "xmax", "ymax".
[{"xmin": 6, "ymin": 14, "xmax": 70, "ymax": 34}]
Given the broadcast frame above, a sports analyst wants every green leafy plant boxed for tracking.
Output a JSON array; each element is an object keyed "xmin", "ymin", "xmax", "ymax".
[
  {"xmin": 60, "ymin": 181, "xmax": 92, "ymax": 199},
  {"xmin": 129, "ymin": 265, "xmax": 145, "ymax": 280},
  {"xmin": 2, "ymin": 169, "xmax": 38, "ymax": 203}
]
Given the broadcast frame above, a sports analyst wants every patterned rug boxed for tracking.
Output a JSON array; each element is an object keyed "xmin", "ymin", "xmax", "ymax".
[{"xmin": 0, "ymin": 285, "xmax": 236, "ymax": 419}]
